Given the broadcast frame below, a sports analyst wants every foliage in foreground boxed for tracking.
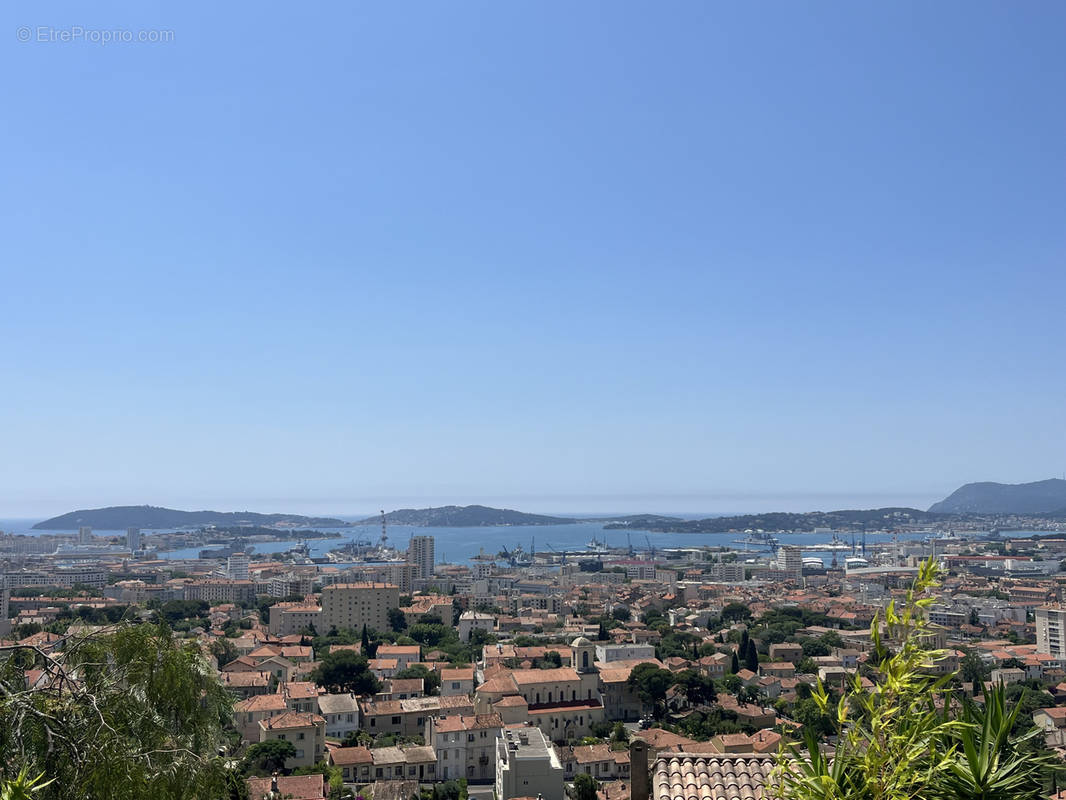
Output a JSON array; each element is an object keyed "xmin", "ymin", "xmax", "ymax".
[
  {"xmin": 0, "ymin": 623, "xmax": 236, "ymax": 800},
  {"xmin": 777, "ymin": 557, "xmax": 1050, "ymax": 800}
]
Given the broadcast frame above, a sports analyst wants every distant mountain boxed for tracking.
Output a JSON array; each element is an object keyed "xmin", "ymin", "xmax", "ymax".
[
  {"xmin": 360, "ymin": 505, "xmax": 578, "ymax": 527},
  {"xmin": 928, "ymin": 479, "xmax": 1066, "ymax": 514},
  {"xmin": 606, "ymin": 507, "xmax": 949, "ymax": 533},
  {"xmin": 33, "ymin": 505, "xmax": 347, "ymax": 530}
]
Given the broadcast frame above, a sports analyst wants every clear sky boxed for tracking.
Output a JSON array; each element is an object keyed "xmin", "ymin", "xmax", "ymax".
[{"xmin": 1, "ymin": 2, "xmax": 1064, "ymax": 518}]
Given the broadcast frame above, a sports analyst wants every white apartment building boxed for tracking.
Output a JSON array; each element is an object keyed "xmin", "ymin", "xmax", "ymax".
[
  {"xmin": 126, "ymin": 527, "xmax": 141, "ymax": 552},
  {"xmin": 317, "ymin": 693, "xmax": 360, "ymax": 740},
  {"xmin": 1036, "ymin": 605, "xmax": 1066, "ymax": 659},
  {"xmin": 407, "ymin": 536, "xmax": 435, "ymax": 581},
  {"xmin": 595, "ymin": 643, "xmax": 656, "ymax": 663},
  {"xmin": 777, "ymin": 546, "xmax": 803, "ymax": 580},
  {"xmin": 426, "ymin": 713, "xmax": 503, "ymax": 782},
  {"xmin": 227, "ymin": 552, "xmax": 250, "ymax": 581},
  {"xmin": 78, "ymin": 526, "xmax": 92, "ymax": 545},
  {"xmin": 496, "ymin": 727, "xmax": 564, "ymax": 800},
  {"xmin": 458, "ymin": 611, "xmax": 495, "ymax": 643}
]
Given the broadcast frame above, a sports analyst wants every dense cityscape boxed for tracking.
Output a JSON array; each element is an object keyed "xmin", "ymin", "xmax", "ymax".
[{"xmin": 4, "ymin": 491, "xmax": 1066, "ymax": 799}]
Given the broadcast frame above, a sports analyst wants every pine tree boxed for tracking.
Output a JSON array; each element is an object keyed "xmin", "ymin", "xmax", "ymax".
[{"xmin": 744, "ymin": 639, "xmax": 759, "ymax": 672}]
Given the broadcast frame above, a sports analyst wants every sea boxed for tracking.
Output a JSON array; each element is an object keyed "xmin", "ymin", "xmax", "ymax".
[{"xmin": 0, "ymin": 516, "xmax": 992, "ymax": 566}]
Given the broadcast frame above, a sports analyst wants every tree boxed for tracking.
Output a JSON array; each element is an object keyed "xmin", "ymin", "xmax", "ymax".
[
  {"xmin": 0, "ymin": 623, "xmax": 234, "ymax": 800},
  {"xmin": 739, "ymin": 628, "xmax": 750, "ymax": 655},
  {"xmin": 311, "ymin": 650, "xmax": 381, "ymax": 695},
  {"xmin": 573, "ymin": 773, "xmax": 598, "ymax": 800},
  {"xmin": 388, "ymin": 607, "xmax": 408, "ymax": 632},
  {"xmin": 743, "ymin": 640, "xmax": 759, "ymax": 672},
  {"xmin": 611, "ymin": 606, "xmax": 631, "ymax": 622},
  {"xmin": 242, "ymin": 740, "xmax": 297, "ymax": 775},
  {"xmin": 968, "ymin": 607, "xmax": 981, "ymax": 627},
  {"xmin": 800, "ymin": 638, "xmax": 830, "ymax": 658},
  {"xmin": 542, "ymin": 651, "xmax": 563, "ymax": 668},
  {"xmin": 779, "ymin": 558, "xmax": 1049, "ymax": 800},
  {"xmin": 721, "ymin": 602, "xmax": 752, "ymax": 623},
  {"xmin": 676, "ymin": 669, "xmax": 717, "ymax": 707},
  {"xmin": 959, "ymin": 650, "xmax": 989, "ymax": 686},
  {"xmin": 611, "ymin": 722, "xmax": 628, "ymax": 744},
  {"xmin": 730, "ymin": 651, "xmax": 740, "ymax": 674},
  {"xmin": 597, "ymin": 622, "xmax": 609, "ymax": 640},
  {"xmin": 209, "ymin": 637, "xmax": 239, "ymax": 668},
  {"xmin": 627, "ymin": 663, "xmax": 674, "ymax": 718}
]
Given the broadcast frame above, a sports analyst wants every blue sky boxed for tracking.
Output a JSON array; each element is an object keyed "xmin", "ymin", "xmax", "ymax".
[{"xmin": 1, "ymin": 2, "xmax": 1064, "ymax": 518}]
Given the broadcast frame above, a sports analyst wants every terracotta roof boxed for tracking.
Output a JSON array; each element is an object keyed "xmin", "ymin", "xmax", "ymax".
[
  {"xmin": 248, "ymin": 774, "xmax": 326, "ymax": 800},
  {"xmin": 654, "ymin": 753, "xmax": 778, "ymax": 800},
  {"xmin": 441, "ymin": 668, "xmax": 475, "ymax": 681},
  {"xmin": 235, "ymin": 694, "xmax": 288, "ymax": 713},
  {"xmin": 329, "ymin": 746, "xmax": 374, "ymax": 766},
  {"xmin": 260, "ymin": 711, "xmax": 325, "ymax": 730},
  {"xmin": 434, "ymin": 713, "xmax": 503, "ymax": 733},
  {"xmin": 221, "ymin": 671, "xmax": 270, "ymax": 687},
  {"xmin": 638, "ymin": 729, "xmax": 697, "ymax": 751},
  {"xmin": 512, "ymin": 667, "xmax": 580, "ymax": 684}
]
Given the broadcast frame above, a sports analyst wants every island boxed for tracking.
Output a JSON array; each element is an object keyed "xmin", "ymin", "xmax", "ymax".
[
  {"xmin": 359, "ymin": 505, "xmax": 578, "ymax": 527},
  {"xmin": 33, "ymin": 505, "xmax": 348, "ymax": 530}
]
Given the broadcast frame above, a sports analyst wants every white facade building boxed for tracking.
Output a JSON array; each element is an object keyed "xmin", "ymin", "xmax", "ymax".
[
  {"xmin": 458, "ymin": 611, "xmax": 495, "ymax": 643},
  {"xmin": 1036, "ymin": 606, "xmax": 1066, "ymax": 659},
  {"xmin": 777, "ymin": 546, "xmax": 802, "ymax": 580},
  {"xmin": 595, "ymin": 643, "xmax": 656, "ymax": 663},
  {"xmin": 317, "ymin": 693, "xmax": 360, "ymax": 740},
  {"xmin": 407, "ymin": 536, "xmax": 435, "ymax": 581},
  {"xmin": 126, "ymin": 527, "xmax": 141, "ymax": 552},
  {"xmin": 227, "ymin": 553, "xmax": 251, "ymax": 581},
  {"xmin": 495, "ymin": 727, "xmax": 564, "ymax": 800}
]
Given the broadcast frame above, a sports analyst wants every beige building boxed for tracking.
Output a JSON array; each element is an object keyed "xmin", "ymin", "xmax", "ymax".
[
  {"xmin": 183, "ymin": 578, "xmax": 255, "ymax": 604},
  {"xmin": 321, "ymin": 582, "xmax": 400, "ymax": 635},
  {"xmin": 258, "ymin": 712, "xmax": 326, "ymax": 769},
  {"xmin": 426, "ymin": 713, "xmax": 503, "ymax": 782}
]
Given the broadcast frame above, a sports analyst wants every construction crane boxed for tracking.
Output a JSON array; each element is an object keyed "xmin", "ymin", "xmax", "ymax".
[
  {"xmin": 545, "ymin": 543, "xmax": 565, "ymax": 565},
  {"xmin": 645, "ymin": 535, "xmax": 655, "ymax": 559}
]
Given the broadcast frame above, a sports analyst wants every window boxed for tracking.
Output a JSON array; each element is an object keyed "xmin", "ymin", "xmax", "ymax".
[
  {"xmin": 391, "ymin": 716, "xmax": 401, "ymax": 725},
  {"xmin": 298, "ymin": 732, "xmax": 305, "ymax": 740}
]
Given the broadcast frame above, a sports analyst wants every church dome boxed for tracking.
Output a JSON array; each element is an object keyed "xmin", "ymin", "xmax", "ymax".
[{"xmin": 571, "ymin": 636, "xmax": 593, "ymax": 647}]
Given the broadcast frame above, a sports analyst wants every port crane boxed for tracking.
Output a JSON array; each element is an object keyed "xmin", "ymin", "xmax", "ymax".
[
  {"xmin": 645, "ymin": 535, "xmax": 655, "ymax": 559},
  {"xmin": 544, "ymin": 543, "xmax": 565, "ymax": 564}
]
